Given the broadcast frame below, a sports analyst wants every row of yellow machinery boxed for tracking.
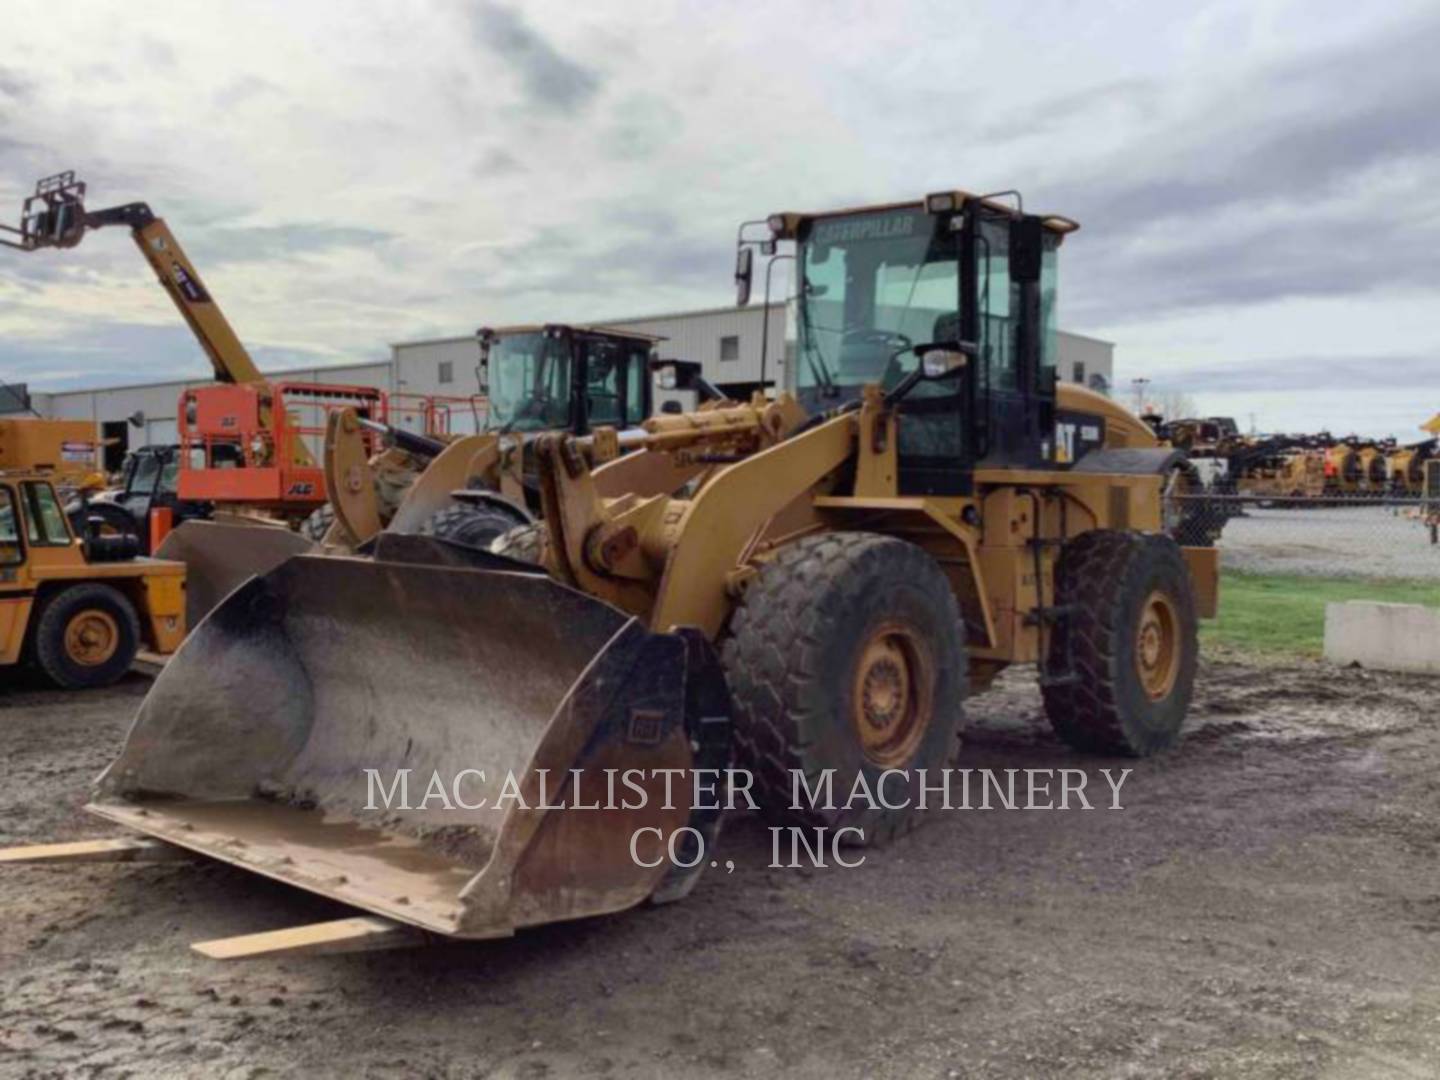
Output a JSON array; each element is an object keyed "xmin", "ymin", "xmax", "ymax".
[
  {"xmin": 1158, "ymin": 415, "xmax": 1438, "ymax": 499},
  {"xmin": 3, "ymin": 177, "xmax": 1221, "ymax": 959}
]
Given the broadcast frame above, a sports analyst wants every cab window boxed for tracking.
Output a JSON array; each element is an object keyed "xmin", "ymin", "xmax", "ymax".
[
  {"xmin": 160, "ymin": 456, "xmax": 181, "ymax": 492},
  {"xmin": 23, "ymin": 482, "xmax": 72, "ymax": 546},
  {"xmin": 0, "ymin": 487, "xmax": 21, "ymax": 565},
  {"xmin": 583, "ymin": 338, "xmax": 624, "ymax": 427},
  {"xmin": 128, "ymin": 451, "xmax": 162, "ymax": 495},
  {"xmin": 624, "ymin": 346, "xmax": 649, "ymax": 424}
]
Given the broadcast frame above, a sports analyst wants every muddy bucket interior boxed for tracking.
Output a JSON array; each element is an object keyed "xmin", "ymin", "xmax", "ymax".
[{"xmin": 92, "ymin": 548, "xmax": 729, "ymax": 938}]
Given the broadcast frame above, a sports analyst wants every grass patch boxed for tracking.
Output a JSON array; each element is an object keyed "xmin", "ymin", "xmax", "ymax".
[{"xmin": 1200, "ymin": 571, "xmax": 1440, "ymax": 656}]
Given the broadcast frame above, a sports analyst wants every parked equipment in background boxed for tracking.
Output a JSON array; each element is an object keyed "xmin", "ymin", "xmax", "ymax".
[
  {"xmin": 84, "ymin": 445, "xmax": 211, "ymax": 553},
  {"xmin": 317, "ymin": 324, "xmax": 668, "ymax": 551},
  {"xmin": 1425, "ymin": 460, "xmax": 1440, "ymax": 545},
  {"xmin": 0, "ymin": 187, "xmax": 1218, "ymax": 959},
  {"xmin": 176, "ymin": 379, "xmax": 385, "ymax": 520},
  {"xmin": 0, "ymin": 468, "xmax": 184, "ymax": 688},
  {"xmin": 1388, "ymin": 439, "xmax": 1438, "ymax": 497}
]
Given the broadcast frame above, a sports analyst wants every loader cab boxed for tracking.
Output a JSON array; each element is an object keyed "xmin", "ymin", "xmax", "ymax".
[
  {"xmin": 770, "ymin": 194, "xmax": 1075, "ymax": 494},
  {"xmin": 479, "ymin": 325, "xmax": 654, "ymax": 437}
]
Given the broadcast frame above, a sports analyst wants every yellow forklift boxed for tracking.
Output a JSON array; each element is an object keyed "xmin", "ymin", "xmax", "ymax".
[{"xmin": 0, "ymin": 422, "xmax": 185, "ymax": 688}]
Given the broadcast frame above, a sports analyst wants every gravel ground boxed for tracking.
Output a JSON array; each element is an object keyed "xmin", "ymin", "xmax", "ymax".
[
  {"xmin": 1217, "ymin": 504, "xmax": 1440, "ymax": 579},
  {"xmin": 3, "ymin": 657, "xmax": 1440, "ymax": 1078}
]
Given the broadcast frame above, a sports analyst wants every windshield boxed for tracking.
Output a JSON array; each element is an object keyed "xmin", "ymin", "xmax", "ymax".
[
  {"xmin": 796, "ymin": 206, "xmax": 960, "ymax": 411},
  {"xmin": 128, "ymin": 451, "xmax": 162, "ymax": 495},
  {"xmin": 484, "ymin": 333, "xmax": 573, "ymax": 433}
]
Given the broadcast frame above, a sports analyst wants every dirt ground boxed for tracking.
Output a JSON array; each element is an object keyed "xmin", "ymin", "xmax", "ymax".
[{"xmin": 3, "ymin": 652, "xmax": 1440, "ymax": 1080}]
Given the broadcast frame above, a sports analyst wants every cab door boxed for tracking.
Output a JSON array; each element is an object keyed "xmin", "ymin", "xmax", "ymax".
[
  {"xmin": 969, "ymin": 212, "xmax": 1059, "ymax": 469},
  {"xmin": 0, "ymin": 484, "xmax": 32, "ymax": 663}
]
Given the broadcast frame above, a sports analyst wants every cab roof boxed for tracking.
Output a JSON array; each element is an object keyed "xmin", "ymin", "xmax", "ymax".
[{"xmin": 768, "ymin": 192, "xmax": 1080, "ymax": 238}]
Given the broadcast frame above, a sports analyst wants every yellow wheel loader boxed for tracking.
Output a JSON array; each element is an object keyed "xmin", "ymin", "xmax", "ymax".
[
  {"xmin": 1, "ymin": 189, "xmax": 1216, "ymax": 959},
  {"xmin": 319, "ymin": 323, "xmax": 667, "ymax": 549},
  {"xmin": 160, "ymin": 323, "xmax": 674, "ymax": 629}
]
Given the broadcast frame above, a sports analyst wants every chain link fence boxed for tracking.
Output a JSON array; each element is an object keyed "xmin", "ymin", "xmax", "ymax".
[{"xmin": 1173, "ymin": 494, "xmax": 1440, "ymax": 580}]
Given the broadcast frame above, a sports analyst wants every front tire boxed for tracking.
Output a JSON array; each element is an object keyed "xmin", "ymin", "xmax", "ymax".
[
  {"xmin": 721, "ymin": 532, "xmax": 966, "ymax": 846},
  {"xmin": 34, "ymin": 584, "xmax": 141, "ymax": 690},
  {"xmin": 1042, "ymin": 531, "xmax": 1198, "ymax": 756}
]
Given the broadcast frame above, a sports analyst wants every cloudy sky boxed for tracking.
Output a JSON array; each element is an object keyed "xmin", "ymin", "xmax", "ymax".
[{"xmin": 0, "ymin": 0, "xmax": 1436, "ymax": 438}]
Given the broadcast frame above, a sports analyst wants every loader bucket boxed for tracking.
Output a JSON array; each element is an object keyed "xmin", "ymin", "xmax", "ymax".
[
  {"xmin": 90, "ymin": 547, "xmax": 731, "ymax": 939},
  {"xmin": 154, "ymin": 519, "xmax": 317, "ymax": 627}
]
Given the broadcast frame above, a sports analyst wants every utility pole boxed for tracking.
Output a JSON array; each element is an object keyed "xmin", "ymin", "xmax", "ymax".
[{"xmin": 1131, "ymin": 377, "xmax": 1150, "ymax": 415}]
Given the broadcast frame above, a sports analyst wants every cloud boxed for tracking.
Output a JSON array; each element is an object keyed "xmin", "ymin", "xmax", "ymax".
[
  {"xmin": 604, "ymin": 94, "xmax": 683, "ymax": 161},
  {"xmin": 187, "ymin": 223, "xmax": 394, "ymax": 265},
  {"xmin": 472, "ymin": 146, "xmax": 525, "ymax": 177},
  {"xmin": 1170, "ymin": 353, "xmax": 1439, "ymax": 394},
  {"xmin": 0, "ymin": 67, "xmax": 31, "ymax": 101},
  {"xmin": 1040, "ymin": 5, "xmax": 1440, "ymax": 324},
  {"xmin": 466, "ymin": 1, "xmax": 601, "ymax": 111}
]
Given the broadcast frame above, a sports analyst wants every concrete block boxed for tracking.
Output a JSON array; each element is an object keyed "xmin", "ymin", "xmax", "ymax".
[{"xmin": 1323, "ymin": 601, "xmax": 1440, "ymax": 674}]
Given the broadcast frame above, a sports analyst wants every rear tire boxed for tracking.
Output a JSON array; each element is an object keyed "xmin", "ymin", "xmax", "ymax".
[
  {"xmin": 1041, "ymin": 531, "xmax": 1198, "ymax": 756},
  {"xmin": 419, "ymin": 502, "xmax": 525, "ymax": 550},
  {"xmin": 721, "ymin": 532, "xmax": 966, "ymax": 846},
  {"xmin": 34, "ymin": 583, "xmax": 140, "ymax": 690}
]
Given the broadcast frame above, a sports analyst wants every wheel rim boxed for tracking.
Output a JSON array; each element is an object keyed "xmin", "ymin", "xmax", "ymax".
[
  {"xmin": 65, "ymin": 609, "xmax": 120, "ymax": 667},
  {"xmin": 851, "ymin": 621, "xmax": 933, "ymax": 767},
  {"xmin": 1135, "ymin": 590, "xmax": 1180, "ymax": 701}
]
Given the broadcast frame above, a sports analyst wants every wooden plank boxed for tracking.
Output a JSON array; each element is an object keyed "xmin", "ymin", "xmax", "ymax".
[
  {"xmin": 0, "ymin": 836, "xmax": 187, "ymax": 864},
  {"xmin": 191, "ymin": 917, "xmax": 425, "ymax": 960},
  {"xmin": 131, "ymin": 649, "xmax": 170, "ymax": 677}
]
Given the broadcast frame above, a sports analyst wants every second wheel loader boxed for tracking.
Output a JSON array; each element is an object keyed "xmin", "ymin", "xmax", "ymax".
[
  {"xmin": 2, "ymin": 188, "xmax": 1216, "ymax": 958},
  {"xmin": 316, "ymin": 323, "xmax": 666, "ymax": 553}
]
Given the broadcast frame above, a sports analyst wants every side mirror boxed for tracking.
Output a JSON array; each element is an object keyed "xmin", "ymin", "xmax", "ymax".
[
  {"xmin": 916, "ymin": 340, "xmax": 978, "ymax": 380},
  {"xmin": 651, "ymin": 358, "xmax": 727, "ymax": 402},
  {"xmin": 921, "ymin": 350, "xmax": 969, "ymax": 379},
  {"xmin": 734, "ymin": 246, "xmax": 754, "ymax": 306},
  {"xmin": 881, "ymin": 342, "xmax": 975, "ymax": 407}
]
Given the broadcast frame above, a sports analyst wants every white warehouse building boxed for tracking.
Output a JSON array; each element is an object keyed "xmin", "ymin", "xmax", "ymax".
[{"xmin": 7, "ymin": 303, "xmax": 1112, "ymax": 469}]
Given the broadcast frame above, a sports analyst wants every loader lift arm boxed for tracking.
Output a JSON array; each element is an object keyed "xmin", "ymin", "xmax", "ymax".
[{"xmin": 1, "ymin": 172, "xmax": 264, "ymax": 386}]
